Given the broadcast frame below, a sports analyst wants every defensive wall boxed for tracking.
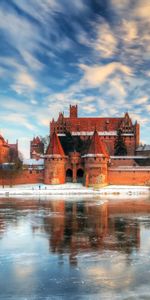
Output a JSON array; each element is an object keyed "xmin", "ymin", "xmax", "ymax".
[
  {"xmin": 108, "ymin": 168, "xmax": 150, "ymax": 186},
  {"xmin": 1, "ymin": 163, "xmax": 150, "ymax": 187},
  {"xmin": 0, "ymin": 169, "xmax": 44, "ymax": 186}
]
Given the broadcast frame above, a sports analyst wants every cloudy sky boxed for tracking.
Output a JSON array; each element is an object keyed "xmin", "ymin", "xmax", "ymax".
[{"xmin": 0, "ymin": 0, "xmax": 150, "ymax": 157}]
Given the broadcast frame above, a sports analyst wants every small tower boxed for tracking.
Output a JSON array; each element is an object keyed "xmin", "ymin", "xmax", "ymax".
[
  {"xmin": 44, "ymin": 131, "xmax": 67, "ymax": 184},
  {"xmin": 83, "ymin": 130, "xmax": 109, "ymax": 188},
  {"xmin": 30, "ymin": 136, "xmax": 44, "ymax": 159},
  {"xmin": 0, "ymin": 134, "xmax": 10, "ymax": 163},
  {"xmin": 120, "ymin": 112, "xmax": 133, "ymax": 132},
  {"xmin": 70, "ymin": 105, "xmax": 78, "ymax": 118}
]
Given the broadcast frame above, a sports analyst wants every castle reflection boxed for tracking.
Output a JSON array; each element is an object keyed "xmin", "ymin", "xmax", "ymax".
[{"xmin": 1, "ymin": 197, "xmax": 150, "ymax": 265}]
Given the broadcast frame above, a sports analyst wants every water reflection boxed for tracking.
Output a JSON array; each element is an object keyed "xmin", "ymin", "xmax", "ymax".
[{"xmin": 0, "ymin": 197, "xmax": 150, "ymax": 299}]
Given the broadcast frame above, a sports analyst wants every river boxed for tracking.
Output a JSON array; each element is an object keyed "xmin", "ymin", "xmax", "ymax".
[{"xmin": 0, "ymin": 196, "xmax": 150, "ymax": 299}]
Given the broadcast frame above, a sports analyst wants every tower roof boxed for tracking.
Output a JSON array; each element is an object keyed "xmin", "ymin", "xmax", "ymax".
[
  {"xmin": 0, "ymin": 134, "xmax": 9, "ymax": 147},
  {"xmin": 46, "ymin": 131, "xmax": 65, "ymax": 156},
  {"xmin": 32, "ymin": 136, "xmax": 41, "ymax": 144},
  {"xmin": 87, "ymin": 130, "xmax": 109, "ymax": 158}
]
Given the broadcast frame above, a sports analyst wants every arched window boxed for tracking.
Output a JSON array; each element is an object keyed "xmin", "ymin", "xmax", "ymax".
[
  {"xmin": 77, "ymin": 168, "xmax": 84, "ymax": 183},
  {"xmin": 66, "ymin": 169, "xmax": 73, "ymax": 182}
]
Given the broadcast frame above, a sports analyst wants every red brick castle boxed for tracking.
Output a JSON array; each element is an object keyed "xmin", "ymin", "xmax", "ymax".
[
  {"xmin": 42, "ymin": 105, "xmax": 141, "ymax": 187},
  {"xmin": 50, "ymin": 105, "xmax": 139, "ymax": 155},
  {"xmin": 1, "ymin": 104, "xmax": 150, "ymax": 187}
]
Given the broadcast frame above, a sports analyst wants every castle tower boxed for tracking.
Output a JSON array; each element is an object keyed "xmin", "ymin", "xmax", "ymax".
[
  {"xmin": 83, "ymin": 130, "xmax": 109, "ymax": 188},
  {"xmin": 0, "ymin": 134, "xmax": 10, "ymax": 163},
  {"xmin": 44, "ymin": 131, "xmax": 67, "ymax": 184},
  {"xmin": 70, "ymin": 105, "xmax": 78, "ymax": 118},
  {"xmin": 30, "ymin": 136, "xmax": 44, "ymax": 159}
]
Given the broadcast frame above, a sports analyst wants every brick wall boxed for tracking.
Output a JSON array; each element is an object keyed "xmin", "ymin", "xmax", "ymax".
[
  {"xmin": 0, "ymin": 169, "xmax": 44, "ymax": 186},
  {"xmin": 108, "ymin": 169, "xmax": 150, "ymax": 185},
  {"xmin": 110, "ymin": 158, "xmax": 138, "ymax": 167},
  {"xmin": 44, "ymin": 159, "xmax": 66, "ymax": 184}
]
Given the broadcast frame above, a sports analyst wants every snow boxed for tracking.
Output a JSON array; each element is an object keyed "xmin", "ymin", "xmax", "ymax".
[
  {"xmin": 110, "ymin": 166, "xmax": 150, "ymax": 171},
  {"xmin": 0, "ymin": 183, "xmax": 149, "ymax": 197},
  {"xmin": 63, "ymin": 131, "xmax": 134, "ymax": 137},
  {"xmin": 110, "ymin": 156, "xmax": 149, "ymax": 159},
  {"xmin": 71, "ymin": 131, "xmax": 117, "ymax": 136},
  {"xmin": 23, "ymin": 158, "xmax": 44, "ymax": 165},
  {"xmin": 136, "ymin": 145, "xmax": 150, "ymax": 151},
  {"xmin": 82, "ymin": 154, "xmax": 104, "ymax": 158}
]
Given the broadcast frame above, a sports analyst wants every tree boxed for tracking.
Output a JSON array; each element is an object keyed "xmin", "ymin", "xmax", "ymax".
[
  {"xmin": 40, "ymin": 135, "xmax": 50, "ymax": 152},
  {"xmin": 8, "ymin": 148, "xmax": 23, "ymax": 170},
  {"xmin": 114, "ymin": 129, "xmax": 127, "ymax": 156}
]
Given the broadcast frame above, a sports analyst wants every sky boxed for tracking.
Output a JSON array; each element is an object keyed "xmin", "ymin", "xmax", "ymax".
[{"xmin": 0, "ymin": 0, "xmax": 150, "ymax": 158}]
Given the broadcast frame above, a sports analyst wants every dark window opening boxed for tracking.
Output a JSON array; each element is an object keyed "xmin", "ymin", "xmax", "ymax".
[
  {"xmin": 66, "ymin": 169, "xmax": 73, "ymax": 182},
  {"xmin": 77, "ymin": 168, "xmax": 84, "ymax": 183}
]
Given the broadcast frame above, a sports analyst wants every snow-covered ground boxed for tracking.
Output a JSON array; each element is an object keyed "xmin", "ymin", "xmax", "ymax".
[{"xmin": 0, "ymin": 183, "xmax": 149, "ymax": 198}]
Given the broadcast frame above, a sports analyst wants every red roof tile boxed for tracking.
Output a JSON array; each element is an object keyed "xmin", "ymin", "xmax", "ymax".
[
  {"xmin": 31, "ymin": 136, "xmax": 42, "ymax": 144},
  {"xmin": 63, "ymin": 117, "xmax": 123, "ymax": 131},
  {"xmin": 0, "ymin": 134, "xmax": 9, "ymax": 147},
  {"xmin": 46, "ymin": 131, "xmax": 65, "ymax": 156},
  {"xmin": 87, "ymin": 130, "xmax": 109, "ymax": 158}
]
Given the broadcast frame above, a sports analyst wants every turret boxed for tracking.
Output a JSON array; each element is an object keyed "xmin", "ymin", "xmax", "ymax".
[
  {"xmin": 30, "ymin": 136, "xmax": 44, "ymax": 159},
  {"xmin": 0, "ymin": 134, "xmax": 10, "ymax": 163},
  {"xmin": 135, "ymin": 121, "xmax": 140, "ymax": 148},
  {"xmin": 44, "ymin": 131, "xmax": 67, "ymax": 184},
  {"xmin": 82, "ymin": 130, "xmax": 109, "ymax": 187},
  {"xmin": 70, "ymin": 105, "xmax": 78, "ymax": 118},
  {"xmin": 120, "ymin": 112, "xmax": 133, "ymax": 133}
]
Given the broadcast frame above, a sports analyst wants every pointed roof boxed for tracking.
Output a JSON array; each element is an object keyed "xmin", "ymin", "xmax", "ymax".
[
  {"xmin": 0, "ymin": 134, "xmax": 9, "ymax": 147},
  {"xmin": 32, "ymin": 136, "xmax": 41, "ymax": 144},
  {"xmin": 46, "ymin": 131, "xmax": 65, "ymax": 156},
  {"xmin": 124, "ymin": 112, "xmax": 130, "ymax": 119},
  {"xmin": 87, "ymin": 130, "xmax": 109, "ymax": 158}
]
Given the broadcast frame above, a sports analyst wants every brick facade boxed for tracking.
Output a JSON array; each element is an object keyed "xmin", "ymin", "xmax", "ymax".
[
  {"xmin": 50, "ymin": 105, "xmax": 139, "ymax": 155},
  {"xmin": 30, "ymin": 136, "xmax": 44, "ymax": 159},
  {"xmin": 1, "ymin": 104, "xmax": 150, "ymax": 187}
]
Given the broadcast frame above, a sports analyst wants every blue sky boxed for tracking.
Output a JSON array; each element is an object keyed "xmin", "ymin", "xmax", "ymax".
[{"xmin": 0, "ymin": 0, "xmax": 150, "ymax": 157}]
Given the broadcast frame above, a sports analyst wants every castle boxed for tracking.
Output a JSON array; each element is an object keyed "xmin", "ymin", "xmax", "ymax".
[
  {"xmin": 1, "ymin": 104, "xmax": 150, "ymax": 187},
  {"xmin": 0, "ymin": 134, "xmax": 18, "ymax": 164}
]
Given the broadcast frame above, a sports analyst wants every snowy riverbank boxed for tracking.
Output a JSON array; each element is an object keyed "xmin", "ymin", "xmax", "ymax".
[{"xmin": 0, "ymin": 183, "xmax": 150, "ymax": 197}]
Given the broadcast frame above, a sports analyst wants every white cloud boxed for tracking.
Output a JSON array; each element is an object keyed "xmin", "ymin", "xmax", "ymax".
[
  {"xmin": 82, "ymin": 104, "xmax": 96, "ymax": 114},
  {"xmin": 130, "ymin": 113, "xmax": 148, "ymax": 125},
  {"xmin": 134, "ymin": 0, "xmax": 150, "ymax": 20},
  {"xmin": 94, "ymin": 22, "xmax": 117, "ymax": 58},
  {"xmin": 0, "ymin": 8, "xmax": 39, "ymax": 53},
  {"xmin": 110, "ymin": 77, "xmax": 127, "ymax": 97},
  {"xmin": 0, "ymin": 99, "xmax": 31, "ymax": 112},
  {"xmin": 0, "ymin": 66, "xmax": 5, "ymax": 76},
  {"xmin": 111, "ymin": 0, "xmax": 130, "ymax": 10},
  {"xmin": 11, "ymin": 71, "xmax": 37, "ymax": 94},
  {"xmin": 21, "ymin": 51, "xmax": 44, "ymax": 71},
  {"xmin": 30, "ymin": 99, "xmax": 38, "ymax": 105},
  {"xmin": 79, "ymin": 62, "xmax": 132, "ymax": 87},
  {"xmin": 1, "ymin": 113, "xmax": 36, "ymax": 131},
  {"xmin": 121, "ymin": 20, "xmax": 138, "ymax": 43},
  {"xmin": 145, "ymin": 105, "xmax": 150, "ymax": 112},
  {"xmin": 12, "ymin": 0, "xmax": 58, "ymax": 21},
  {"xmin": 133, "ymin": 96, "xmax": 149, "ymax": 105}
]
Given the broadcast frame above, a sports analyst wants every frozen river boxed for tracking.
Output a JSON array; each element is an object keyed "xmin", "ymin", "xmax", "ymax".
[{"xmin": 0, "ymin": 196, "xmax": 150, "ymax": 299}]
